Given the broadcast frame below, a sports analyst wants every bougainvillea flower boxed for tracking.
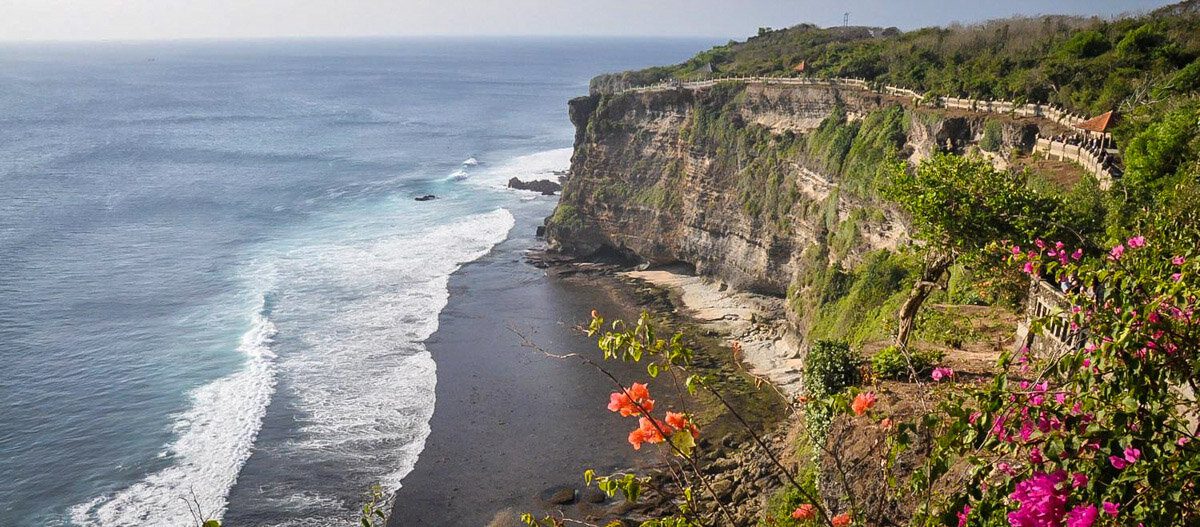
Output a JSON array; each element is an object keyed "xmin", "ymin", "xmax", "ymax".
[
  {"xmin": 957, "ymin": 504, "xmax": 971, "ymax": 527},
  {"xmin": 1109, "ymin": 455, "xmax": 1129, "ymax": 469},
  {"xmin": 608, "ymin": 382, "xmax": 655, "ymax": 417},
  {"xmin": 1109, "ymin": 244, "xmax": 1125, "ymax": 260},
  {"xmin": 627, "ymin": 416, "xmax": 667, "ymax": 450},
  {"xmin": 1123, "ymin": 446, "xmax": 1141, "ymax": 462},
  {"xmin": 1173, "ymin": 255, "xmax": 1186, "ymax": 265},
  {"xmin": 931, "ymin": 367, "xmax": 954, "ymax": 381},
  {"xmin": 1066, "ymin": 504, "xmax": 1097, "ymax": 527},
  {"xmin": 1071, "ymin": 472, "xmax": 1088, "ymax": 489},
  {"xmin": 791, "ymin": 504, "xmax": 815, "ymax": 520},
  {"xmin": 1127, "ymin": 236, "xmax": 1146, "ymax": 248},
  {"xmin": 1102, "ymin": 502, "xmax": 1119, "ymax": 517},
  {"xmin": 831, "ymin": 512, "xmax": 852, "ymax": 527},
  {"xmin": 664, "ymin": 411, "xmax": 700, "ymax": 438},
  {"xmin": 851, "ymin": 392, "xmax": 877, "ymax": 416},
  {"xmin": 1007, "ymin": 471, "xmax": 1067, "ymax": 527}
]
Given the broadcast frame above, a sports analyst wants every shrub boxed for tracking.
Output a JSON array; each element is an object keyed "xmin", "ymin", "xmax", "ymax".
[
  {"xmin": 979, "ymin": 119, "xmax": 1003, "ymax": 152},
  {"xmin": 801, "ymin": 339, "xmax": 861, "ymax": 399},
  {"xmin": 869, "ymin": 345, "xmax": 944, "ymax": 380}
]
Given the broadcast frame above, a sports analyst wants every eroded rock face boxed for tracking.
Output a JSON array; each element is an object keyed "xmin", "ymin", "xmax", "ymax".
[{"xmin": 546, "ymin": 82, "xmax": 1041, "ymax": 297}]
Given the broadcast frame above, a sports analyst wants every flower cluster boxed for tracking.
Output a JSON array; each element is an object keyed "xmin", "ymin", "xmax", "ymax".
[
  {"xmin": 940, "ymin": 233, "xmax": 1200, "ymax": 526},
  {"xmin": 607, "ymin": 383, "xmax": 699, "ymax": 451}
]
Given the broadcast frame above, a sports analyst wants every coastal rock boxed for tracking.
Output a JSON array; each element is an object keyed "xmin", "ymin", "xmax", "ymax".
[
  {"xmin": 539, "ymin": 485, "xmax": 578, "ymax": 505},
  {"xmin": 414, "ymin": 194, "xmax": 437, "ymax": 201},
  {"xmin": 581, "ymin": 487, "xmax": 608, "ymax": 503},
  {"xmin": 508, "ymin": 177, "xmax": 562, "ymax": 195}
]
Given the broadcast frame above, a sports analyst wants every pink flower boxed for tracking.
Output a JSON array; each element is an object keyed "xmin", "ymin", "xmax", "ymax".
[
  {"xmin": 1172, "ymin": 273, "xmax": 1182, "ymax": 282},
  {"xmin": 1023, "ymin": 261, "xmax": 1036, "ymax": 274},
  {"xmin": 1035, "ymin": 239, "xmax": 1046, "ymax": 249},
  {"xmin": 1012, "ymin": 245, "xmax": 1022, "ymax": 255},
  {"xmin": 1109, "ymin": 244, "xmax": 1125, "ymax": 260},
  {"xmin": 1109, "ymin": 456, "xmax": 1128, "ymax": 470},
  {"xmin": 957, "ymin": 504, "xmax": 971, "ymax": 527},
  {"xmin": 1127, "ymin": 236, "xmax": 1146, "ymax": 248},
  {"xmin": 931, "ymin": 367, "xmax": 954, "ymax": 381},
  {"xmin": 1124, "ymin": 446, "xmax": 1141, "ymax": 462},
  {"xmin": 1173, "ymin": 255, "xmax": 1186, "ymax": 265},
  {"xmin": 1179, "ymin": 436, "xmax": 1192, "ymax": 447},
  {"xmin": 1007, "ymin": 471, "xmax": 1068, "ymax": 527},
  {"xmin": 1065, "ymin": 504, "xmax": 1097, "ymax": 527},
  {"xmin": 1102, "ymin": 502, "xmax": 1119, "ymax": 517},
  {"xmin": 1029, "ymin": 447, "xmax": 1043, "ymax": 464},
  {"xmin": 1071, "ymin": 248, "xmax": 1083, "ymax": 261},
  {"xmin": 1071, "ymin": 472, "xmax": 1088, "ymax": 489}
]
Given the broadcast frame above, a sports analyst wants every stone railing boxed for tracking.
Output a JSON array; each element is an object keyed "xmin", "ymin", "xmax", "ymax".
[
  {"xmin": 1020, "ymin": 278, "xmax": 1083, "ymax": 357},
  {"xmin": 617, "ymin": 75, "xmax": 1089, "ymax": 129},
  {"xmin": 1034, "ymin": 137, "xmax": 1121, "ymax": 189},
  {"xmin": 938, "ymin": 96, "xmax": 1087, "ymax": 128},
  {"xmin": 615, "ymin": 74, "xmax": 1120, "ymax": 186}
]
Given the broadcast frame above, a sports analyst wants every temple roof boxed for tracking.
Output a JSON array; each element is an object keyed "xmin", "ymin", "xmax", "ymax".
[{"xmin": 1075, "ymin": 110, "xmax": 1116, "ymax": 133}]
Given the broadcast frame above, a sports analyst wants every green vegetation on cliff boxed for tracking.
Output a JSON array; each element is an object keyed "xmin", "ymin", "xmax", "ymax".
[{"xmin": 605, "ymin": 2, "xmax": 1200, "ymax": 116}]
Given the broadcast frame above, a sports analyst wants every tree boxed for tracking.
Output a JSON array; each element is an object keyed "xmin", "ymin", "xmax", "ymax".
[{"xmin": 885, "ymin": 153, "xmax": 1069, "ymax": 348}]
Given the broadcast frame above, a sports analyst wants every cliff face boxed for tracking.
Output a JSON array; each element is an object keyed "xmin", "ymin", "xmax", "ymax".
[{"xmin": 547, "ymin": 81, "xmax": 1039, "ymax": 298}]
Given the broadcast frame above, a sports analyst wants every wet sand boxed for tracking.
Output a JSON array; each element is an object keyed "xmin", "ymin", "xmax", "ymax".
[{"xmin": 387, "ymin": 205, "xmax": 656, "ymax": 526}]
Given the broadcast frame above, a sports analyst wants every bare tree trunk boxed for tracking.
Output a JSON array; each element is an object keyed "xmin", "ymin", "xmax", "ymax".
[{"xmin": 895, "ymin": 251, "xmax": 954, "ymax": 348}]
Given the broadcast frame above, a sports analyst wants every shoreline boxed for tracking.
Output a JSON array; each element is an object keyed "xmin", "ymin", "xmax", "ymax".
[{"xmin": 386, "ymin": 220, "xmax": 794, "ymax": 526}]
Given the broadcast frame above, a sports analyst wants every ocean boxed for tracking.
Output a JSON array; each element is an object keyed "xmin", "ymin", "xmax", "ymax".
[{"xmin": 0, "ymin": 37, "xmax": 714, "ymax": 526}]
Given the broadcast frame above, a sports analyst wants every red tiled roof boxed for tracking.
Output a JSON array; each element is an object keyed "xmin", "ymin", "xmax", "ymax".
[{"xmin": 1075, "ymin": 111, "xmax": 1116, "ymax": 133}]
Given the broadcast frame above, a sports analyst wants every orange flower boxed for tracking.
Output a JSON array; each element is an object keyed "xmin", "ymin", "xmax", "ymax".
[
  {"xmin": 851, "ymin": 392, "xmax": 877, "ymax": 416},
  {"xmin": 791, "ymin": 503, "xmax": 816, "ymax": 520},
  {"xmin": 628, "ymin": 416, "xmax": 667, "ymax": 449},
  {"xmin": 831, "ymin": 512, "xmax": 852, "ymax": 527},
  {"xmin": 607, "ymin": 382, "xmax": 655, "ymax": 417},
  {"xmin": 665, "ymin": 411, "xmax": 700, "ymax": 439},
  {"xmin": 880, "ymin": 418, "xmax": 894, "ymax": 431}
]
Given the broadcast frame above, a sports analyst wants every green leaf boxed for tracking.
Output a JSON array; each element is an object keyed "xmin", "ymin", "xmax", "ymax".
[{"xmin": 670, "ymin": 430, "xmax": 696, "ymax": 457}]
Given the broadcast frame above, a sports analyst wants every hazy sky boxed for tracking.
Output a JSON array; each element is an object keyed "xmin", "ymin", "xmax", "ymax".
[{"xmin": 0, "ymin": 0, "xmax": 1176, "ymax": 42}]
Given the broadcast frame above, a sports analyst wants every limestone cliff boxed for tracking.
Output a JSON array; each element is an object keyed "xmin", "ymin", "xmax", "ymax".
[{"xmin": 547, "ymin": 81, "xmax": 1041, "ymax": 304}]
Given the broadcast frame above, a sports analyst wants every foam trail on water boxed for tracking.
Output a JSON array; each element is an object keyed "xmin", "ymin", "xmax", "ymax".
[
  {"xmin": 247, "ymin": 207, "xmax": 515, "ymax": 525},
  {"xmin": 69, "ymin": 284, "xmax": 279, "ymax": 527},
  {"xmin": 466, "ymin": 148, "xmax": 572, "ymax": 190}
]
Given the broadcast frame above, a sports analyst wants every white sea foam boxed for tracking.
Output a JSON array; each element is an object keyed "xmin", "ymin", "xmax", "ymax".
[
  {"xmin": 69, "ymin": 205, "xmax": 514, "ymax": 526},
  {"xmin": 69, "ymin": 286, "xmax": 279, "ymax": 527},
  {"xmin": 466, "ymin": 147, "xmax": 572, "ymax": 190},
  {"xmin": 462, "ymin": 157, "xmax": 479, "ymax": 166}
]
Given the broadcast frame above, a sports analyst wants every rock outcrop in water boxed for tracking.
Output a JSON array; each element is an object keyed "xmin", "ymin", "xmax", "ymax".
[{"xmin": 507, "ymin": 177, "xmax": 562, "ymax": 195}]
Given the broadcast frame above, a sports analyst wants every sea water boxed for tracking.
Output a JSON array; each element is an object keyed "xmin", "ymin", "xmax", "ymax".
[{"xmin": 0, "ymin": 37, "xmax": 714, "ymax": 526}]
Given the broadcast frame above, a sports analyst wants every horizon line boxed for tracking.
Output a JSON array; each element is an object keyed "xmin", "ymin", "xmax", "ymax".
[{"xmin": 0, "ymin": 33, "xmax": 738, "ymax": 45}]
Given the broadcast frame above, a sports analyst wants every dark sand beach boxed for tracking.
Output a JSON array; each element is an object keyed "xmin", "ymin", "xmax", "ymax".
[{"xmin": 387, "ymin": 204, "xmax": 658, "ymax": 526}]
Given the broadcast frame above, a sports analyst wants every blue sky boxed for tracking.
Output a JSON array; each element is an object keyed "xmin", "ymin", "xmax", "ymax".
[{"xmin": 0, "ymin": 0, "xmax": 1176, "ymax": 42}]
